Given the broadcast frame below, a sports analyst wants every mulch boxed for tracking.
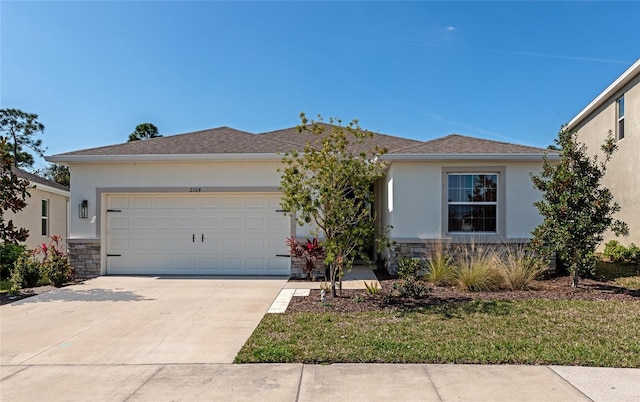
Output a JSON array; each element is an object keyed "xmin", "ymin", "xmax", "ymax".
[{"xmin": 286, "ymin": 270, "xmax": 640, "ymax": 313}]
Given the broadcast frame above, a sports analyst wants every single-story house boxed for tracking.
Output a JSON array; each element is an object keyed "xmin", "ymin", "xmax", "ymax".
[
  {"xmin": 46, "ymin": 125, "xmax": 558, "ymax": 278},
  {"xmin": 4, "ymin": 168, "xmax": 70, "ymax": 251}
]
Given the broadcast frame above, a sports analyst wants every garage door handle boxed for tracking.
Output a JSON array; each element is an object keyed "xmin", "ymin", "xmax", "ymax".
[
  {"xmin": 276, "ymin": 254, "xmax": 290, "ymax": 258},
  {"xmin": 201, "ymin": 234, "xmax": 204, "ymax": 242},
  {"xmin": 192, "ymin": 234, "xmax": 195, "ymax": 242}
]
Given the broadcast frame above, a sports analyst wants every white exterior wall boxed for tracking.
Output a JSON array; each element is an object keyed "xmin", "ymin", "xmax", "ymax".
[
  {"xmin": 69, "ymin": 161, "xmax": 284, "ymax": 239},
  {"xmin": 383, "ymin": 160, "xmax": 544, "ymax": 241}
]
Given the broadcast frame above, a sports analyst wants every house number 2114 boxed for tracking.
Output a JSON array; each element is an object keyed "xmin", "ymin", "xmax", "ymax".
[{"xmin": 189, "ymin": 187, "xmax": 202, "ymax": 192}]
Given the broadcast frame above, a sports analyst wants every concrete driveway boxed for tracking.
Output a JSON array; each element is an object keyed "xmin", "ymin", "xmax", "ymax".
[{"xmin": 0, "ymin": 276, "xmax": 288, "ymax": 365}]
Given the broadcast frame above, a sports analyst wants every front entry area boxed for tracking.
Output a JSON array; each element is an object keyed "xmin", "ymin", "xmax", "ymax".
[{"xmin": 105, "ymin": 192, "xmax": 290, "ymax": 275}]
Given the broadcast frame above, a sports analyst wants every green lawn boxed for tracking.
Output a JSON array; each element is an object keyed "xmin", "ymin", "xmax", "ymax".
[{"xmin": 236, "ymin": 299, "xmax": 640, "ymax": 367}]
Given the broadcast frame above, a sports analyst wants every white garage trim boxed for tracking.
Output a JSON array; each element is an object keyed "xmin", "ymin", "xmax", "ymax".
[{"xmin": 102, "ymin": 190, "xmax": 291, "ymax": 276}]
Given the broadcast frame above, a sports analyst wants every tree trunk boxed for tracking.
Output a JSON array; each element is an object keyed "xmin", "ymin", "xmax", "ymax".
[
  {"xmin": 572, "ymin": 270, "xmax": 579, "ymax": 288},
  {"xmin": 330, "ymin": 263, "xmax": 337, "ymax": 297}
]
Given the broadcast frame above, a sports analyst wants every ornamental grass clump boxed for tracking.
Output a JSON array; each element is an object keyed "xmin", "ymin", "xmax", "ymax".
[
  {"xmin": 424, "ymin": 244, "xmax": 455, "ymax": 286},
  {"xmin": 453, "ymin": 243, "xmax": 503, "ymax": 292},
  {"xmin": 497, "ymin": 245, "xmax": 546, "ymax": 290}
]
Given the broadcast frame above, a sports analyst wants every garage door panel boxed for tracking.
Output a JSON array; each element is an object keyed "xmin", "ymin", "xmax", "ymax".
[
  {"xmin": 222, "ymin": 216, "xmax": 243, "ymax": 229},
  {"xmin": 106, "ymin": 193, "xmax": 290, "ymax": 275},
  {"xmin": 131, "ymin": 196, "xmax": 153, "ymax": 209}
]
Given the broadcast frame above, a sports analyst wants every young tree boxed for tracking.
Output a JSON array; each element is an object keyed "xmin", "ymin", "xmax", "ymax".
[
  {"xmin": 280, "ymin": 113, "xmax": 388, "ymax": 297},
  {"xmin": 0, "ymin": 109, "xmax": 46, "ymax": 168},
  {"xmin": 128, "ymin": 123, "xmax": 161, "ymax": 142},
  {"xmin": 530, "ymin": 127, "xmax": 628, "ymax": 287},
  {"xmin": 0, "ymin": 137, "xmax": 31, "ymax": 243}
]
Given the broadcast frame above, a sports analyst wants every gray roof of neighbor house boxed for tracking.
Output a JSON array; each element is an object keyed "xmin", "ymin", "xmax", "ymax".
[
  {"xmin": 13, "ymin": 167, "xmax": 70, "ymax": 192},
  {"xmin": 46, "ymin": 125, "xmax": 557, "ymax": 162}
]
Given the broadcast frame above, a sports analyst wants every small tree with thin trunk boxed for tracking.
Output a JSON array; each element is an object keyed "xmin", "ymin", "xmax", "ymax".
[
  {"xmin": 280, "ymin": 113, "xmax": 388, "ymax": 297},
  {"xmin": 530, "ymin": 127, "xmax": 628, "ymax": 287}
]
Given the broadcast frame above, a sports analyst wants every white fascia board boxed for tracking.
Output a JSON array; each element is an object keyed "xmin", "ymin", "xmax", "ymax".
[
  {"xmin": 380, "ymin": 153, "xmax": 560, "ymax": 162},
  {"xmin": 45, "ymin": 153, "xmax": 282, "ymax": 164},
  {"xmin": 567, "ymin": 58, "xmax": 640, "ymax": 131},
  {"xmin": 29, "ymin": 183, "xmax": 70, "ymax": 197}
]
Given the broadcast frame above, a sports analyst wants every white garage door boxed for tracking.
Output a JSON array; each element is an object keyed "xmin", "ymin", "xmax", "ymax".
[{"xmin": 105, "ymin": 193, "xmax": 290, "ymax": 275}]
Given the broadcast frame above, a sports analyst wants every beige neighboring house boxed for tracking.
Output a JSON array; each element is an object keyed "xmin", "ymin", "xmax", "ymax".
[
  {"xmin": 567, "ymin": 59, "xmax": 640, "ymax": 247},
  {"xmin": 4, "ymin": 168, "xmax": 70, "ymax": 251}
]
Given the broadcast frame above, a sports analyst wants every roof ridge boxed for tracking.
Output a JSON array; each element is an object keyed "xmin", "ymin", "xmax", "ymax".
[{"xmin": 391, "ymin": 133, "xmax": 553, "ymax": 154}]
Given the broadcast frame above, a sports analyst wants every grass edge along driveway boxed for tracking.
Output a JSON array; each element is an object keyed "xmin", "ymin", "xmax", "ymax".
[{"xmin": 236, "ymin": 299, "xmax": 640, "ymax": 367}]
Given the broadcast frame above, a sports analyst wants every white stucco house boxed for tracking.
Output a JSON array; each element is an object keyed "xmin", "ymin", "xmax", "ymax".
[{"xmin": 46, "ymin": 125, "xmax": 558, "ymax": 278}]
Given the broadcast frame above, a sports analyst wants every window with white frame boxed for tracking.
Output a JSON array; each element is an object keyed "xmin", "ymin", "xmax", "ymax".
[
  {"xmin": 617, "ymin": 95, "xmax": 625, "ymax": 140},
  {"xmin": 447, "ymin": 173, "xmax": 498, "ymax": 233},
  {"xmin": 41, "ymin": 199, "xmax": 49, "ymax": 236}
]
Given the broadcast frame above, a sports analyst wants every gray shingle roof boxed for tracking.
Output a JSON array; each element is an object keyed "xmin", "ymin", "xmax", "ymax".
[
  {"xmin": 393, "ymin": 134, "xmax": 554, "ymax": 154},
  {"xmin": 259, "ymin": 124, "xmax": 423, "ymax": 153},
  {"xmin": 13, "ymin": 167, "xmax": 70, "ymax": 192},
  {"xmin": 48, "ymin": 126, "xmax": 553, "ymax": 159},
  {"xmin": 54, "ymin": 127, "xmax": 289, "ymax": 156}
]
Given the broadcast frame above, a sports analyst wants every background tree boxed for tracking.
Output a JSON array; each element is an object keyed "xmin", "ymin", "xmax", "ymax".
[
  {"xmin": 36, "ymin": 163, "xmax": 70, "ymax": 187},
  {"xmin": 128, "ymin": 123, "xmax": 161, "ymax": 142},
  {"xmin": 0, "ymin": 137, "xmax": 31, "ymax": 243},
  {"xmin": 280, "ymin": 113, "xmax": 388, "ymax": 297},
  {"xmin": 0, "ymin": 109, "xmax": 46, "ymax": 168},
  {"xmin": 530, "ymin": 127, "xmax": 628, "ymax": 287}
]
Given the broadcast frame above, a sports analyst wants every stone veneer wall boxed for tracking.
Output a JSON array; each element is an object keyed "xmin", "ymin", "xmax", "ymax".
[
  {"xmin": 291, "ymin": 256, "xmax": 327, "ymax": 279},
  {"xmin": 68, "ymin": 239, "xmax": 101, "ymax": 279},
  {"xmin": 387, "ymin": 239, "xmax": 533, "ymax": 275}
]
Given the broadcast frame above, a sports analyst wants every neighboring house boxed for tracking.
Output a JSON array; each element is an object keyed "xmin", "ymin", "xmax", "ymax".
[
  {"xmin": 46, "ymin": 126, "xmax": 558, "ymax": 278},
  {"xmin": 4, "ymin": 168, "xmax": 70, "ymax": 251},
  {"xmin": 567, "ymin": 58, "xmax": 640, "ymax": 247}
]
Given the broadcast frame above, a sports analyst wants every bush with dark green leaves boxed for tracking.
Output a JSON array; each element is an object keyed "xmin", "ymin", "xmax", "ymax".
[
  {"xmin": 1, "ymin": 243, "xmax": 26, "ymax": 279},
  {"xmin": 10, "ymin": 253, "xmax": 43, "ymax": 290}
]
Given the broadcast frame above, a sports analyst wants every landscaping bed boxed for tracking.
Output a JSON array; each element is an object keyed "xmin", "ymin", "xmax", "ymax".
[{"xmin": 286, "ymin": 270, "xmax": 640, "ymax": 313}]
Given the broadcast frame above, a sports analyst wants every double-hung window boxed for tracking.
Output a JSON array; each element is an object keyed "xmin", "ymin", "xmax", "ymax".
[
  {"xmin": 447, "ymin": 173, "xmax": 498, "ymax": 233},
  {"xmin": 617, "ymin": 95, "xmax": 625, "ymax": 140},
  {"xmin": 41, "ymin": 199, "xmax": 49, "ymax": 237}
]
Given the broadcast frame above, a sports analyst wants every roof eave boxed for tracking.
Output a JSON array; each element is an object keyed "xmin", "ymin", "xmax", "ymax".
[
  {"xmin": 29, "ymin": 182, "xmax": 70, "ymax": 197},
  {"xmin": 381, "ymin": 153, "xmax": 560, "ymax": 161},
  {"xmin": 567, "ymin": 59, "xmax": 640, "ymax": 131},
  {"xmin": 45, "ymin": 153, "xmax": 282, "ymax": 164}
]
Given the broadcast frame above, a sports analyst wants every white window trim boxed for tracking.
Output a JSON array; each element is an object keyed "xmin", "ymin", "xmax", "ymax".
[
  {"xmin": 41, "ymin": 199, "xmax": 49, "ymax": 237},
  {"xmin": 617, "ymin": 95, "xmax": 625, "ymax": 141},
  {"xmin": 441, "ymin": 166, "xmax": 506, "ymax": 240}
]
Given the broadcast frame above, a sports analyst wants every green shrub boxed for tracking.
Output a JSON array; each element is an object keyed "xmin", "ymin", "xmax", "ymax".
[
  {"xmin": 364, "ymin": 281, "xmax": 381, "ymax": 294},
  {"xmin": 397, "ymin": 257, "xmax": 424, "ymax": 280},
  {"xmin": 10, "ymin": 253, "xmax": 43, "ymax": 291},
  {"xmin": 391, "ymin": 278, "xmax": 430, "ymax": 299},
  {"xmin": 603, "ymin": 241, "xmax": 640, "ymax": 265},
  {"xmin": 603, "ymin": 240, "xmax": 627, "ymax": 263},
  {"xmin": 453, "ymin": 244, "xmax": 502, "ymax": 292},
  {"xmin": 497, "ymin": 246, "xmax": 546, "ymax": 290},
  {"xmin": 1, "ymin": 243, "xmax": 27, "ymax": 280},
  {"xmin": 40, "ymin": 235, "xmax": 73, "ymax": 287}
]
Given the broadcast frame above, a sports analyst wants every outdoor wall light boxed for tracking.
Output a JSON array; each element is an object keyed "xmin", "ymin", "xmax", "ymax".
[{"xmin": 79, "ymin": 200, "xmax": 88, "ymax": 219}]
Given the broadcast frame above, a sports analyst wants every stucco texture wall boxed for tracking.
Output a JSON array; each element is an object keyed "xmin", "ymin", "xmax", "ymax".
[
  {"xmin": 4, "ymin": 187, "xmax": 69, "ymax": 251},
  {"xmin": 573, "ymin": 74, "xmax": 640, "ymax": 247},
  {"xmin": 383, "ymin": 160, "xmax": 545, "ymax": 241}
]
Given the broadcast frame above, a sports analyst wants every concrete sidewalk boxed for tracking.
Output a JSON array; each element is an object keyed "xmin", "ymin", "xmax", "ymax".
[{"xmin": 1, "ymin": 363, "xmax": 638, "ymax": 401}]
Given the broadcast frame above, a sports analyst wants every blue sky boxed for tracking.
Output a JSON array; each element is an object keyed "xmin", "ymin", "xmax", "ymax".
[{"xmin": 2, "ymin": 1, "xmax": 639, "ymax": 169}]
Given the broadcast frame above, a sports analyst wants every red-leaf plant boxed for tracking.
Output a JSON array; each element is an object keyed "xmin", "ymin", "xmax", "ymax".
[{"xmin": 286, "ymin": 237, "xmax": 325, "ymax": 280}]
